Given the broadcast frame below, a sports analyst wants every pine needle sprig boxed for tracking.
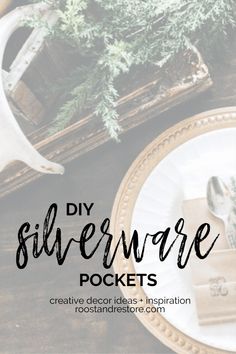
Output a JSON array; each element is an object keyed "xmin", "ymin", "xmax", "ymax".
[{"xmin": 27, "ymin": 0, "xmax": 236, "ymax": 139}]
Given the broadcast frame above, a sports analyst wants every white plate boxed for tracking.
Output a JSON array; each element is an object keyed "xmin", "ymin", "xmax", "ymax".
[
  {"xmin": 111, "ymin": 108, "xmax": 236, "ymax": 354},
  {"xmin": 131, "ymin": 127, "xmax": 236, "ymax": 352}
]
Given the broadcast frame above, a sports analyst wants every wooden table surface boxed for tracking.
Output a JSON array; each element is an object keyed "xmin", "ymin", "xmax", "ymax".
[{"xmin": 0, "ymin": 43, "xmax": 236, "ymax": 354}]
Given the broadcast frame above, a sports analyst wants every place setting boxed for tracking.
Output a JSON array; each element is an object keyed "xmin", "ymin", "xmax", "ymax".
[{"xmin": 111, "ymin": 107, "xmax": 236, "ymax": 354}]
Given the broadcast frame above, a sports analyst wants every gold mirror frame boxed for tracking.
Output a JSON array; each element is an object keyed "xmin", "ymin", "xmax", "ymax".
[{"xmin": 110, "ymin": 107, "xmax": 236, "ymax": 354}]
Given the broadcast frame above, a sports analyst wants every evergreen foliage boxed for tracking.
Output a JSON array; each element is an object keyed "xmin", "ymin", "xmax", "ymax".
[{"xmin": 28, "ymin": 0, "xmax": 236, "ymax": 139}]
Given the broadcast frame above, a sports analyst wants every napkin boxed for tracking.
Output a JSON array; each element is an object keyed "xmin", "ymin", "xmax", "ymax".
[
  {"xmin": 182, "ymin": 198, "xmax": 236, "ymax": 325},
  {"xmin": 191, "ymin": 249, "xmax": 236, "ymax": 325}
]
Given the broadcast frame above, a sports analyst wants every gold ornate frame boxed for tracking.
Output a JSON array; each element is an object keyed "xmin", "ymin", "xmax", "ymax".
[{"xmin": 110, "ymin": 107, "xmax": 236, "ymax": 354}]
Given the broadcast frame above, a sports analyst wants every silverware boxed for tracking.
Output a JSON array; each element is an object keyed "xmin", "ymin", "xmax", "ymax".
[
  {"xmin": 207, "ymin": 176, "xmax": 236, "ymax": 248},
  {"xmin": 226, "ymin": 206, "xmax": 236, "ymax": 249}
]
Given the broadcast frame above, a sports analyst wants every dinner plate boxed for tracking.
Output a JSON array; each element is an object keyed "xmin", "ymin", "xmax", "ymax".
[{"xmin": 111, "ymin": 107, "xmax": 236, "ymax": 354}]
